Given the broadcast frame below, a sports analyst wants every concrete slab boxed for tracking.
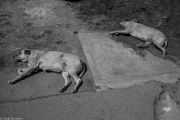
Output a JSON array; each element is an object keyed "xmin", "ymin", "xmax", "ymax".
[
  {"xmin": 0, "ymin": 81, "xmax": 164, "ymax": 120},
  {"xmin": 78, "ymin": 32, "xmax": 180, "ymax": 91}
]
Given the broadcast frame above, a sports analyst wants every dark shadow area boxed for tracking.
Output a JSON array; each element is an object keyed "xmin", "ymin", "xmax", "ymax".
[{"xmin": 111, "ymin": 33, "xmax": 130, "ymax": 37}]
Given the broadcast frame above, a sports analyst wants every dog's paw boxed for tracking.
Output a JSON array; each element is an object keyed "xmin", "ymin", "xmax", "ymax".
[
  {"xmin": 109, "ymin": 32, "xmax": 113, "ymax": 35},
  {"xmin": 18, "ymin": 68, "xmax": 24, "ymax": 75},
  {"xmin": 110, "ymin": 32, "xmax": 116, "ymax": 35},
  {"xmin": 59, "ymin": 87, "xmax": 66, "ymax": 93},
  {"xmin": 72, "ymin": 88, "xmax": 77, "ymax": 93},
  {"xmin": 8, "ymin": 80, "xmax": 14, "ymax": 84},
  {"xmin": 163, "ymin": 56, "xmax": 166, "ymax": 59}
]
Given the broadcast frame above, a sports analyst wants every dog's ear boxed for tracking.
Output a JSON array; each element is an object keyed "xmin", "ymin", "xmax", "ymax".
[
  {"xmin": 24, "ymin": 49, "xmax": 31, "ymax": 55},
  {"xmin": 132, "ymin": 19, "xmax": 139, "ymax": 23},
  {"xmin": 120, "ymin": 22, "xmax": 124, "ymax": 26}
]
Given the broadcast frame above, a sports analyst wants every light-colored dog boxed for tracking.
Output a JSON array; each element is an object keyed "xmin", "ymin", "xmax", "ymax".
[
  {"xmin": 8, "ymin": 49, "xmax": 86, "ymax": 93},
  {"xmin": 110, "ymin": 19, "xmax": 168, "ymax": 58}
]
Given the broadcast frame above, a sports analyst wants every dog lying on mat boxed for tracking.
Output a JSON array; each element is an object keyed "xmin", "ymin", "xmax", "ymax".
[
  {"xmin": 110, "ymin": 19, "xmax": 168, "ymax": 59},
  {"xmin": 8, "ymin": 49, "xmax": 86, "ymax": 93}
]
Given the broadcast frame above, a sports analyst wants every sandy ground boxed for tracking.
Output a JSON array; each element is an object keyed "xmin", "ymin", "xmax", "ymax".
[{"xmin": 0, "ymin": 0, "xmax": 180, "ymax": 120}]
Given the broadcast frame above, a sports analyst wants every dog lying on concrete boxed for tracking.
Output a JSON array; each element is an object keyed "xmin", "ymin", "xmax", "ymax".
[
  {"xmin": 8, "ymin": 49, "xmax": 86, "ymax": 93},
  {"xmin": 110, "ymin": 19, "xmax": 168, "ymax": 59}
]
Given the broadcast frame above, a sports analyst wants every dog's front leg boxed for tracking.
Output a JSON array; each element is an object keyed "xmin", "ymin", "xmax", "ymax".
[
  {"xmin": 110, "ymin": 30, "xmax": 129, "ymax": 35},
  {"xmin": 18, "ymin": 68, "xmax": 28, "ymax": 75},
  {"xmin": 8, "ymin": 66, "xmax": 37, "ymax": 84}
]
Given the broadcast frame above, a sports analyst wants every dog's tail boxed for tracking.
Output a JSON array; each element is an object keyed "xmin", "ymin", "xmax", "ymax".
[
  {"xmin": 164, "ymin": 36, "xmax": 168, "ymax": 48},
  {"xmin": 79, "ymin": 61, "xmax": 86, "ymax": 78}
]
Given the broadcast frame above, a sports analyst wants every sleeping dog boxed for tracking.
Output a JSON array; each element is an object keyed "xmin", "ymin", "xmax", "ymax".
[
  {"xmin": 110, "ymin": 19, "xmax": 168, "ymax": 58},
  {"xmin": 8, "ymin": 49, "xmax": 86, "ymax": 93}
]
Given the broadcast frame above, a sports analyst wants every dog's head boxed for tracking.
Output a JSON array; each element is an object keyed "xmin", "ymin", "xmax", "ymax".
[
  {"xmin": 120, "ymin": 19, "xmax": 139, "ymax": 27},
  {"xmin": 13, "ymin": 49, "xmax": 31, "ymax": 63}
]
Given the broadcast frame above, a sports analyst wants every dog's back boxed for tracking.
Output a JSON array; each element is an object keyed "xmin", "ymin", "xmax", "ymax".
[
  {"xmin": 40, "ymin": 51, "xmax": 79, "ymax": 63},
  {"xmin": 37, "ymin": 51, "xmax": 81, "ymax": 72},
  {"xmin": 129, "ymin": 22, "xmax": 164, "ymax": 41}
]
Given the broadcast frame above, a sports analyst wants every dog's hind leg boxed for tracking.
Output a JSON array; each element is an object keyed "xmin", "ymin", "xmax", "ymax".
[
  {"xmin": 70, "ymin": 73, "xmax": 82, "ymax": 93},
  {"xmin": 153, "ymin": 39, "xmax": 167, "ymax": 59},
  {"xmin": 156, "ymin": 44, "xmax": 166, "ymax": 59},
  {"xmin": 59, "ymin": 72, "xmax": 72, "ymax": 93}
]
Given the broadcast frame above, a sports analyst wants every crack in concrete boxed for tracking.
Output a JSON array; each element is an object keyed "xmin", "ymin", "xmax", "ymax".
[
  {"xmin": 129, "ymin": 69, "xmax": 180, "ymax": 77},
  {"xmin": 129, "ymin": 70, "xmax": 180, "ymax": 81},
  {"xmin": 0, "ymin": 90, "xmax": 94, "ymax": 104}
]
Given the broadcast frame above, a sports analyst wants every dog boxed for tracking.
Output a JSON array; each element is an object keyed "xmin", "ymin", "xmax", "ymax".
[
  {"xmin": 110, "ymin": 19, "xmax": 168, "ymax": 59},
  {"xmin": 8, "ymin": 49, "xmax": 86, "ymax": 93}
]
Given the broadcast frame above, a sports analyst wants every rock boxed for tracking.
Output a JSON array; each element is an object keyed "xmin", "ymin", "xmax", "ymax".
[{"xmin": 155, "ymin": 92, "xmax": 180, "ymax": 120}]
